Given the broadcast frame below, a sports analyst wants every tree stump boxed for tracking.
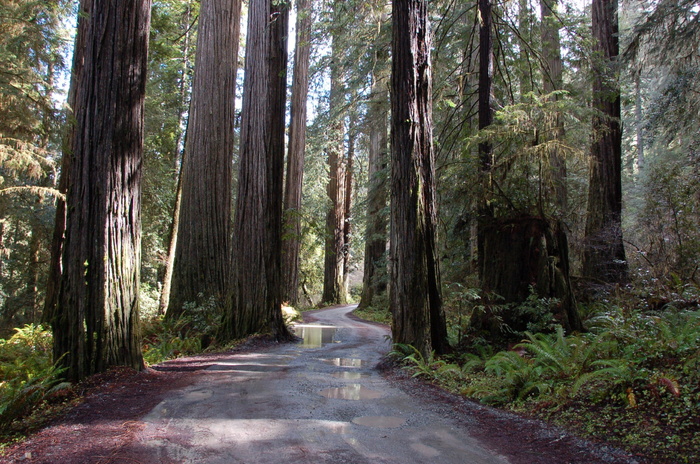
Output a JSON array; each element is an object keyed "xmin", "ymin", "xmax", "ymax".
[{"xmin": 472, "ymin": 216, "xmax": 582, "ymax": 338}]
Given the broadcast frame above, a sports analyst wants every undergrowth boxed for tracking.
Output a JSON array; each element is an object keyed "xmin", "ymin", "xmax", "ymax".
[
  {"xmin": 389, "ymin": 303, "xmax": 700, "ymax": 463},
  {"xmin": 0, "ymin": 325, "xmax": 71, "ymax": 439},
  {"xmin": 353, "ymin": 304, "xmax": 392, "ymax": 325}
]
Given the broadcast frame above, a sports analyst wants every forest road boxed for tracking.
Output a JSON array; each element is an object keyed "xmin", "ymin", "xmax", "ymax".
[{"xmin": 134, "ymin": 304, "xmax": 510, "ymax": 463}]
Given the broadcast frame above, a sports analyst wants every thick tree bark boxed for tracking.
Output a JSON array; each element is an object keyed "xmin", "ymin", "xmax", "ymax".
[
  {"xmin": 390, "ymin": 0, "xmax": 448, "ymax": 357},
  {"xmin": 43, "ymin": 0, "xmax": 90, "ymax": 325},
  {"xmin": 220, "ymin": 0, "xmax": 292, "ymax": 341},
  {"xmin": 166, "ymin": 0, "xmax": 240, "ymax": 320},
  {"xmin": 282, "ymin": 0, "xmax": 313, "ymax": 306},
  {"xmin": 265, "ymin": 0, "xmax": 292, "ymax": 335},
  {"xmin": 322, "ymin": 20, "xmax": 348, "ymax": 305},
  {"xmin": 359, "ymin": 48, "xmax": 389, "ymax": 310},
  {"xmin": 472, "ymin": 216, "xmax": 583, "ymax": 336},
  {"xmin": 54, "ymin": 0, "xmax": 151, "ymax": 381},
  {"xmin": 582, "ymin": 0, "xmax": 627, "ymax": 283}
]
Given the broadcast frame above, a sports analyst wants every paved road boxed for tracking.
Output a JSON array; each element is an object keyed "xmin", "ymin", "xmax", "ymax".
[{"xmin": 135, "ymin": 305, "xmax": 509, "ymax": 463}]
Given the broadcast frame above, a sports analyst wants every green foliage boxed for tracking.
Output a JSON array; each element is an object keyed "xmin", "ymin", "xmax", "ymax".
[
  {"xmin": 141, "ymin": 0, "xmax": 199, "ymax": 288},
  {"xmin": 393, "ymin": 302, "xmax": 700, "ymax": 462},
  {"xmin": 389, "ymin": 344, "xmax": 463, "ymax": 383},
  {"xmin": 0, "ymin": 325, "xmax": 69, "ymax": 428},
  {"xmin": 141, "ymin": 316, "xmax": 203, "ymax": 366},
  {"xmin": 353, "ymin": 304, "xmax": 391, "ymax": 325},
  {"xmin": 141, "ymin": 296, "xmax": 220, "ymax": 365}
]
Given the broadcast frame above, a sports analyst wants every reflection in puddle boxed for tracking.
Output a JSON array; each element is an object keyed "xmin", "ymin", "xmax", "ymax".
[
  {"xmin": 331, "ymin": 371, "xmax": 369, "ymax": 380},
  {"xmin": 325, "ymin": 358, "xmax": 365, "ymax": 367},
  {"xmin": 318, "ymin": 384, "xmax": 383, "ymax": 400},
  {"xmin": 293, "ymin": 324, "xmax": 337, "ymax": 348},
  {"xmin": 352, "ymin": 416, "xmax": 406, "ymax": 428}
]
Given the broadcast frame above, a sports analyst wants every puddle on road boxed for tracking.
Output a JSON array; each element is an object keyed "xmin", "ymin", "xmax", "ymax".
[
  {"xmin": 182, "ymin": 389, "xmax": 213, "ymax": 401},
  {"xmin": 318, "ymin": 384, "xmax": 383, "ymax": 400},
  {"xmin": 293, "ymin": 324, "xmax": 338, "ymax": 348},
  {"xmin": 331, "ymin": 371, "xmax": 369, "ymax": 380},
  {"xmin": 208, "ymin": 363, "xmax": 286, "ymax": 372},
  {"xmin": 325, "ymin": 358, "xmax": 366, "ymax": 367},
  {"xmin": 352, "ymin": 416, "xmax": 406, "ymax": 428}
]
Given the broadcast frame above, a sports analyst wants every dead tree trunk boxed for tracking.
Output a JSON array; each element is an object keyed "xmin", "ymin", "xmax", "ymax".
[{"xmin": 472, "ymin": 216, "xmax": 583, "ymax": 337}]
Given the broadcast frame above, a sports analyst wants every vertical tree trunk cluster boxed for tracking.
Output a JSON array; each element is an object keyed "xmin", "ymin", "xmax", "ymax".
[
  {"xmin": 220, "ymin": 0, "xmax": 292, "ymax": 341},
  {"xmin": 53, "ymin": 0, "xmax": 151, "ymax": 381},
  {"xmin": 390, "ymin": 0, "xmax": 448, "ymax": 357},
  {"xmin": 282, "ymin": 0, "xmax": 314, "ymax": 306},
  {"xmin": 166, "ymin": 0, "xmax": 240, "ymax": 320},
  {"xmin": 583, "ymin": 0, "xmax": 627, "ymax": 283}
]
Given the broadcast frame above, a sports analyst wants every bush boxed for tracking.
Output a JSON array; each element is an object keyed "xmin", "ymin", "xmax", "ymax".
[{"xmin": 0, "ymin": 325, "xmax": 69, "ymax": 429}]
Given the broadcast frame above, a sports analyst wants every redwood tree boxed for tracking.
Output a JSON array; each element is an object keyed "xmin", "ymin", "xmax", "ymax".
[
  {"xmin": 282, "ymin": 0, "xmax": 314, "ymax": 306},
  {"xmin": 165, "ymin": 0, "xmax": 240, "ymax": 320},
  {"xmin": 582, "ymin": 0, "xmax": 627, "ymax": 283},
  {"xmin": 220, "ymin": 0, "xmax": 292, "ymax": 341},
  {"xmin": 321, "ymin": 10, "xmax": 348, "ymax": 305},
  {"xmin": 390, "ymin": 0, "xmax": 448, "ymax": 356},
  {"xmin": 43, "ymin": 0, "xmax": 90, "ymax": 324},
  {"xmin": 540, "ymin": 0, "xmax": 567, "ymax": 212},
  {"xmin": 53, "ymin": 0, "xmax": 151, "ymax": 381},
  {"xmin": 359, "ymin": 43, "xmax": 389, "ymax": 310}
]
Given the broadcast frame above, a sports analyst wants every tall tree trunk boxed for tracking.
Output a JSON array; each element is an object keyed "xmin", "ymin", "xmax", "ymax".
[
  {"xmin": 477, "ymin": 0, "xmax": 494, "ymax": 280},
  {"xmin": 43, "ymin": 0, "xmax": 90, "ymax": 325},
  {"xmin": 390, "ymin": 0, "xmax": 448, "ymax": 357},
  {"xmin": 518, "ymin": 0, "xmax": 533, "ymax": 99},
  {"xmin": 342, "ymin": 114, "xmax": 355, "ymax": 294},
  {"xmin": 220, "ymin": 0, "xmax": 292, "ymax": 341},
  {"xmin": 24, "ymin": 218, "xmax": 42, "ymax": 323},
  {"xmin": 282, "ymin": 0, "xmax": 313, "ymax": 306},
  {"xmin": 322, "ymin": 20, "xmax": 348, "ymax": 305},
  {"xmin": 359, "ymin": 49, "xmax": 389, "ymax": 309},
  {"xmin": 54, "ymin": 0, "xmax": 151, "ymax": 381},
  {"xmin": 265, "ymin": 0, "xmax": 292, "ymax": 334},
  {"xmin": 159, "ymin": 2, "xmax": 195, "ymax": 315},
  {"xmin": 159, "ymin": 160, "xmax": 184, "ymax": 315},
  {"xmin": 582, "ymin": 0, "xmax": 627, "ymax": 283},
  {"xmin": 635, "ymin": 74, "xmax": 644, "ymax": 170},
  {"xmin": 540, "ymin": 0, "xmax": 567, "ymax": 212},
  {"xmin": 166, "ymin": 0, "xmax": 240, "ymax": 320}
]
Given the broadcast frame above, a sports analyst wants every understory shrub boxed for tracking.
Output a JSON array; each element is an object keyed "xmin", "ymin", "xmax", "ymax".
[
  {"xmin": 390, "ymin": 304, "xmax": 700, "ymax": 462},
  {"xmin": 0, "ymin": 325, "xmax": 69, "ymax": 428}
]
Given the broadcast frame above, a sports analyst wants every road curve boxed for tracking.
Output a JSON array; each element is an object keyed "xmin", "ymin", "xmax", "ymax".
[{"xmin": 135, "ymin": 305, "xmax": 510, "ymax": 463}]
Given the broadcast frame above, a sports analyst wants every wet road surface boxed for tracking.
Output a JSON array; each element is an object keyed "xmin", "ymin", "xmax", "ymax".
[{"xmin": 136, "ymin": 305, "xmax": 510, "ymax": 463}]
